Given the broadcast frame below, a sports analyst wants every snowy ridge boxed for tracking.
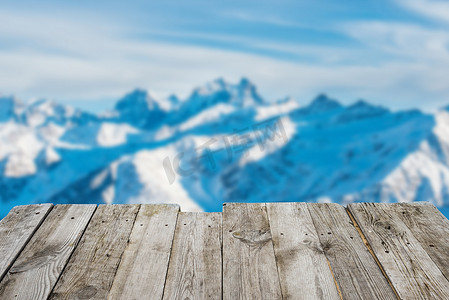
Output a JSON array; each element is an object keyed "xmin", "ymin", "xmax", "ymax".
[{"xmin": 1, "ymin": 78, "xmax": 449, "ymax": 215}]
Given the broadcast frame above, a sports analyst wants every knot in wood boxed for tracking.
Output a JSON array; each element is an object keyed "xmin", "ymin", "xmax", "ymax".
[
  {"xmin": 232, "ymin": 229, "xmax": 272, "ymax": 247},
  {"xmin": 76, "ymin": 285, "xmax": 98, "ymax": 299}
]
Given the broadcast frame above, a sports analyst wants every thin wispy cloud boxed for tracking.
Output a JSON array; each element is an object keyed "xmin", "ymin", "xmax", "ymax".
[
  {"xmin": 340, "ymin": 21, "xmax": 449, "ymax": 62},
  {"xmin": 0, "ymin": 1, "xmax": 449, "ymax": 112},
  {"xmin": 397, "ymin": 0, "xmax": 449, "ymax": 24},
  {"xmin": 220, "ymin": 10, "xmax": 304, "ymax": 28}
]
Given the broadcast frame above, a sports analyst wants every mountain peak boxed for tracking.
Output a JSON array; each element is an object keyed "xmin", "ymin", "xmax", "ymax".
[
  {"xmin": 276, "ymin": 96, "xmax": 297, "ymax": 104},
  {"xmin": 236, "ymin": 77, "xmax": 264, "ymax": 107},
  {"xmin": 115, "ymin": 89, "xmax": 162, "ymax": 112},
  {"xmin": 114, "ymin": 89, "xmax": 166, "ymax": 128},
  {"xmin": 214, "ymin": 77, "xmax": 228, "ymax": 88},
  {"xmin": 27, "ymin": 99, "xmax": 66, "ymax": 115},
  {"xmin": 313, "ymin": 93, "xmax": 336, "ymax": 103},
  {"xmin": 192, "ymin": 78, "xmax": 229, "ymax": 96},
  {"xmin": 20, "ymin": 98, "xmax": 76, "ymax": 126},
  {"xmin": 238, "ymin": 77, "xmax": 253, "ymax": 88},
  {"xmin": 347, "ymin": 100, "xmax": 389, "ymax": 113},
  {"xmin": 0, "ymin": 96, "xmax": 22, "ymax": 122},
  {"xmin": 351, "ymin": 99, "xmax": 378, "ymax": 108},
  {"xmin": 188, "ymin": 78, "xmax": 264, "ymax": 108},
  {"xmin": 168, "ymin": 94, "xmax": 180, "ymax": 107},
  {"xmin": 303, "ymin": 94, "xmax": 342, "ymax": 114},
  {"xmin": 127, "ymin": 88, "xmax": 147, "ymax": 97},
  {"xmin": 337, "ymin": 99, "xmax": 389, "ymax": 123}
]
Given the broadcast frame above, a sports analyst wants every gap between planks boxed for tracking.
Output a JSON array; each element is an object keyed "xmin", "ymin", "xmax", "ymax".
[
  {"xmin": 0, "ymin": 204, "xmax": 54, "ymax": 283},
  {"xmin": 345, "ymin": 208, "xmax": 401, "ymax": 300},
  {"xmin": 325, "ymin": 256, "xmax": 343, "ymax": 300},
  {"xmin": 0, "ymin": 205, "xmax": 97, "ymax": 300},
  {"xmin": 109, "ymin": 204, "xmax": 180, "ymax": 300},
  {"xmin": 48, "ymin": 205, "xmax": 98, "ymax": 299},
  {"xmin": 348, "ymin": 203, "xmax": 449, "ymax": 299}
]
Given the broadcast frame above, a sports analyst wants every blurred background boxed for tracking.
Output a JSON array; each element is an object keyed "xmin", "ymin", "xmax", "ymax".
[{"xmin": 1, "ymin": 0, "xmax": 449, "ymax": 217}]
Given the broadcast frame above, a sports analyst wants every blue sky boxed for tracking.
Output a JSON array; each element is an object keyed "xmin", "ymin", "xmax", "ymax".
[{"xmin": 1, "ymin": 0, "xmax": 449, "ymax": 112}]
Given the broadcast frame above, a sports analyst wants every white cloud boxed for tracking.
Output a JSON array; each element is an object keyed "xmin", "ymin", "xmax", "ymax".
[
  {"xmin": 219, "ymin": 10, "xmax": 304, "ymax": 27},
  {"xmin": 341, "ymin": 21, "xmax": 449, "ymax": 63},
  {"xmin": 1, "ymin": 9, "xmax": 449, "ymax": 111},
  {"xmin": 397, "ymin": 0, "xmax": 449, "ymax": 24}
]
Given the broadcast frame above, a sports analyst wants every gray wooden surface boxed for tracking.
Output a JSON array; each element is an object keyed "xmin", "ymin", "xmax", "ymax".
[
  {"xmin": 0, "ymin": 204, "xmax": 53, "ymax": 281},
  {"xmin": 267, "ymin": 202, "xmax": 340, "ymax": 300},
  {"xmin": 222, "ymin": 203, "xmax": 282, "ymax": 300},
  {"xmin": 108, "ymin": 204, "xmax": 179, "ymax": 300},
  {"xmin": 309, "ymin": 203, "xmax": 397, "ymax": 299},
  {"xmin": 0, "ymin": 205, "xmax": 96, "ymax": 300},
  {"xmin": 0, "ymin": 202, "xmax": 448, "ymax": 300},
  {"xmin": 348, "ymin": 202, "xmax": 449, "ymax": 299},
  {"xmin": 49, "ymin": 204, "xmax": 140, "ymax": 300},
  {"xmin": 393, "ymin": 202, "xmax": 449, "ymax": 281},
  {"xmin": 163, "ymin": 212, "xmax": 222, "ymax": 300}
]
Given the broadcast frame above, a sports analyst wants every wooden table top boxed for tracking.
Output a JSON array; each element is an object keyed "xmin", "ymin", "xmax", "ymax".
[{"xmin": 0, "ymin": 202, "xmax": 448, "ymax": 299}]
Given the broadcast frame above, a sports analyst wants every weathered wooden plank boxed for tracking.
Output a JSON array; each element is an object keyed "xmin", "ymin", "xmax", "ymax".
[
  {"xmin": 49, "ymin": 204, "xmax": 140, "ymax": 300},
  {"xmin": 266, "ymin": 202, "xmax": 340, "ymax": 300},
  {"xmin": 0, "ymin": 204, "xmax": 53, "ymax": 281},
  {"xmin": 163, "ymin": 212, "xmax": 222, "ymax": 300},
  {"xmin": 390, "ymin": 202, "xmax": 449, "ymax": 281},
  {"xmin": 222, "ymin": 203, "xmax": 282, "ymax": 300},
  {"xmin": 348, "ymin": 202, "xmax": 449, "ymax": 299},
  {"xmin": 108, "ymin": 204, "xmax": 179, "ymax": 300},
  {"xmin": 0, "ymin": 204, "xmax": 96, "ymax": 300},
  {"xmin": 308, "ymin": 203, "xmax": 397, "ymax": 299}
]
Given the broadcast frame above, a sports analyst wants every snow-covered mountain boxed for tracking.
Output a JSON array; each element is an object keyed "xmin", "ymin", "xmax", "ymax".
[{"xmin": 1, "ymin": 78, "xmax": 449, "ymax": 216}]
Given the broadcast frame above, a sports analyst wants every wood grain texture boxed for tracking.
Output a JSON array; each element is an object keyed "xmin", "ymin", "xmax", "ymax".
[
  {"xmin": 49, "ymin": 204, "xmax": 140, "ymax": 300},
  {"xmin": 266, "ymin": 202, "xmax": 340, "ymax": 300},
  {"xmin": 391, "ymin": 202, "xmax": 449, "ymax": 281},
  {"xmin": 308, "ymin": 203, "xmax": 397, "ymax": 300},
  {"xmin": 1, "ymin": 202, "xmax": 448, "ymax": 300},
  {"xmin": 108, "ymin": 204, "xmax": 179, "ymax": 300},
  {"xmin": 348, "ymin": 202, "xmax": 449, "ymax": 299},
  {"xmin": 163, "ymin": 212, "xmax": 222, "ymax": 300},
  {"xmin": 0, "ymin": 204, "xmax": 53, "ymax": 281},
  {"xmin": 222, "ymin": 203, "xmax": 282, "ymax": 300},
  {"xmin": 0, "ymin": 204, "xmax": 96, "ymax": 300}
]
